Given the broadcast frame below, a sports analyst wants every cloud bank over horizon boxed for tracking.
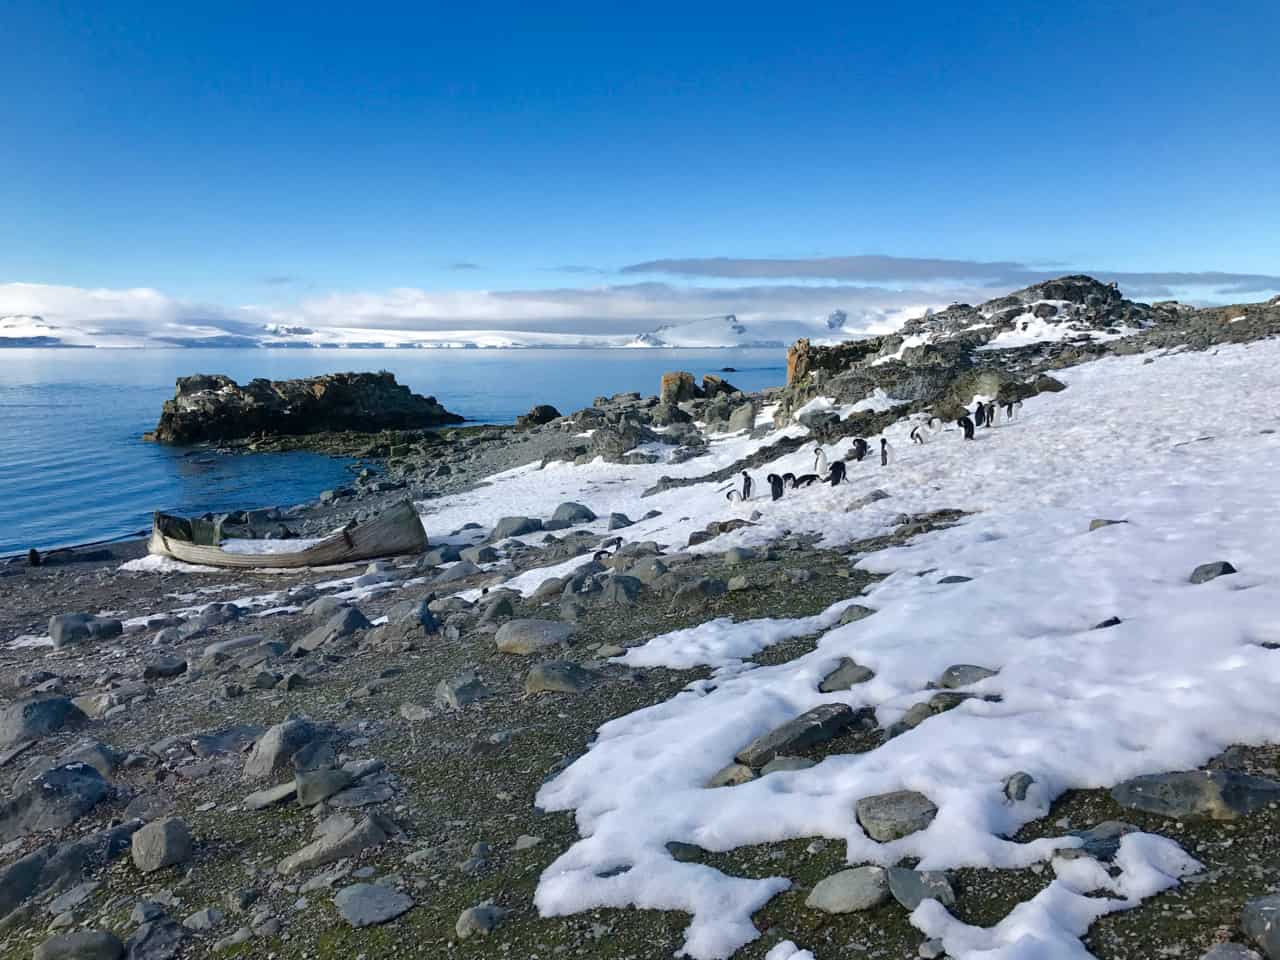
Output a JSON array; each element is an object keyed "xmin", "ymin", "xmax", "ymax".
[{"xmin": 3, "ymin": 256, "xmax": 1278, "ymax": 345}]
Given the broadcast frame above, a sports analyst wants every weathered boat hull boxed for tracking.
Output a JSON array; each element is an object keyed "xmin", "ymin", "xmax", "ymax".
[{"xmin": 148, "ymin": 500, "xmax": 426, "ymax": 569}]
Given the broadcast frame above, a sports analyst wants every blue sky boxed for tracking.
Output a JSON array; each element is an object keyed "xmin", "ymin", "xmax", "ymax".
[{"xmin": 3, "ymin": 1, "xmax": 1279, "ymax": 333}]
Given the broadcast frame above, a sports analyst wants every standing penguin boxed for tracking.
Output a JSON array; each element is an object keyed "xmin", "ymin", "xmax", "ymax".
[
  {"xmin": 910, "ymin": 425, "xmax": 927, "ymax": 445},
  {"xmin": 741, "ymin": 471, "xmax": 753, "ymax": 501},
  {"xmin": 881, "ymin": 438, "xmax": 894, "ymax": 465},
  {"xmin": 974, "ymin": 403, "xmax": 987, "ymax": 427},
  {"xmin": 958, "ymin": 415, "xmax": 974, "ymax": 440},
  {"xmin": 1004, "ymin": 400, "xmax": 1022, "ymax": 420},
  {"xmin": 851, "ymin": 438, "xmax": 869, "ymax": 462},
  {"xmin": 827, "ymin": 460, "xmax": 847, "ymax": 486},
  {"xmin": 767, "ymin": 473, "xmax": 785, "ymax": 501},
  {"xmin": 928, "ymin": 416, "xmax": 945, "ymax": 435},
  {"xmin": 814, "ymin": 445, "xmax": 830, "ymax": 477},
  {"xmin": 987, "ymin": 401, "xmax": 1001, "ymax": 426}
]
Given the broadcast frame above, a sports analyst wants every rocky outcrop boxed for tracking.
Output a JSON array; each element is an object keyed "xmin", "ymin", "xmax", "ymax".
[{"xmin": 148, "ymin": 372, "xmax": 462, "ymax": 444}]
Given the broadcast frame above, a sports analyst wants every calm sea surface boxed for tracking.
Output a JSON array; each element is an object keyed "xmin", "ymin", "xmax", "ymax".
[{"xmin": 0, "ymin": 348, "xmax": 785, "ymax": 555}]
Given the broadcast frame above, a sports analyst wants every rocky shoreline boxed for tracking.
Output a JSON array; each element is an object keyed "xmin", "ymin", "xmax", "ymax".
[{"xmin": 5, "ymin": 276, "xmax": 1280, "ymax": 960}]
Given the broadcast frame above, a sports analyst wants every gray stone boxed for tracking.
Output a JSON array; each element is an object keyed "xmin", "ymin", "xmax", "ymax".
[
  {"xmin": 1243, "ymin": 894, "xmax": 1280, "ymax": 959},
  {"xmin": 122, "ymin": 919, "xmax": 187, "ymax": 960},
  {"xmin": 295, "ymin": 606, "xmax": 369, "ymax": 653},
  {"xmin": 182, "ymin": 906, "xmax": 224, "ymax": 931},
  {"xmin": 1062, "ymin": 821, "xmax": 1137, "ymax": 861},
  {"xmin": 707, "ymin": 763, "xmax": 756, "ymax": 788},
  {"xmin": 727, "ymin": 402, "xmax": 756, "ymax": 432},
  {"xmin": 735, "ymin": 703, "xmax": 860, "ymax": 768},
  {"xmin": 838, "ymin": 604, "xmax": 877, "ymax": 625},
  {"xmin": 665, "ymin": 841, "xmax": 705, "ymax": 862},
  {"xmin": 244, "ymin": 781, "xmax": 297, "ymax": 810},
  {"xmin": 608, "ymin": 513, "xmax": 633, "ymax": 530},
  {"xmin": 433, "ymin": 560, "xmax": 481, "ymax": 584},
  {"xmin": 302, "ymin": 596, "xmax": 348, "ymax": 622},
  {"xmin": 243, "ymin": 719, "xmax": 316, "ymax": 780},
  {"xmin": 856, "ymin": 790, "xmax": 938, "ymax": 842},
  {"xmin": 491, "ymin": 516, "xmax": 543, "ymax": 539},
  {"xmin": 456, "ymin": 902, "xmax": 509, "ymax": 939},
  {"xmin": 142, "ymin": 655, "xmax": 187, "ymax": 680},
  {"xmin": 761, "ymin": 756, "xmax": 817, "ymax": 775},
  {"xmin": 460, "ymin": 544, "xmax": 499, "ymax": 564},
  {"xmin": 276, "ymin": 814, "xmax": 392, "ymax": 875},
  {"xmin": 47, "ymin": 879, "xmax": 99, "ymax": 915},
  {"xmin": 1089, "ymin": 518, "xmax": 1126, "ymax": 531},
  {"xmin": 131, "ymin": 818, "xmax": 192, "ymax": 873},
  {"xmin": 805, "ymin": 866, "xmax": 890, "ymax": 913},
  {"xmin": 0, "ymin": 762, "xmax": 109, "ymax": 840},
  {"xmin": 938, "ymin": 664, "xmax": 998, "ymax": 689},
  {"xmin": 333, "ymin": 883, "xmax": 413, "ymax": 927},
  {"xmin": 669, "ymin": 577, "xmax": 728, "ymax": 605},
  {"xmin": 1201, "ymin": 945, "xmax": 1263, "ymax": 960},
  {"xmin": 525, "ymin": 661, "xmax": 592, "ymax": 695},
  {"xmin": 886, "ymin": 867, "xmax": 955, "ymax": 910},
  {"xmin": 1111, "ymin": 769, "xmax": 1280, "ymax": 820},
  {"xmin": 421, "ymin": 544, "xmax": 461, "ymax": 565},
  {"xmin": 328, "ymin": 782, "xmax": 394, "ymax": 808},
  {"xmin": 819, "ymin": 658, "xmax": 875, "ymax": 692},
  {"xmin": 727, "ymin": 575, "xmax": 750, "ymax": 592},
  {"xmin": 33, "ymin": 930, "xmax": 124, "ymax": 960},
  {"xmin": 130, "ymin": 901, "xmax": 167, "ymax": 925},
  {"xmin": 435, "ymin": 671, "xmax": 491, "ymax": 709},
  {"xmin": 386, "ymin": 598, "xmax": 438, "ymax": 632},
  {"xmin": 1191, "ymin": 561, "xmax": 1237, "ymax": 584},
  {"xmin": 212, "ymin": 928, "xmax": 253, "ymax": 952},
  {"xmin": 938, "ymin": 575, "xmax": 972, "ymax": 584},
  {"xmin": 724, "ymin": 546, "xmax": 755, "ymax": 565},
  {"xmin": 296, "ymin": 768, "xmax": 354, "ymax": 806},
  {"xmin": 1004, "ymin": 771, "xmax": 1035, "ymax": 802},
  {"xmin": 0, "ymin": 697, "xmax": 87, "ymax": 748},
  {"xmin": 496, "ymin": 619, "xmax": 575, "ymax": 654},
  {"xmin": 602, "ymin": 575, "xmax": 643, "ymax": 606},
  {"xmin": 551, "ymin": 502, "xmax": 597, "ymax": 525},
  {"xmin": 48, "ymin": 614, "xmax": 122, "ymax": 649}
]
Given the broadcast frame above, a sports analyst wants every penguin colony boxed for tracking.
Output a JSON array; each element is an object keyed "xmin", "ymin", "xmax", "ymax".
[{"xmin": 728, "ymin": 397, "xmax": 1024, "ymax": 503}]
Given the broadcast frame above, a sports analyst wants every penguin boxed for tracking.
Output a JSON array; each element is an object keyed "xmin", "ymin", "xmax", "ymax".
[
  {"xmin": 767, "ymin": 473, "xmax": 785, "ymax": 501},
  {"xmin": 880, "ymin": 438, "xmax": 893, "ymax": 466},
  {"xmin": 814, "ymin": 445, "xmax": 830, "ymax": 477},
  {"xmin": 958, "ymin": 415, "xmax": 975, "ymax": 440},
  {"xmin": 783, "ymin": 472, "xmax": 797, "ymax": 488},
  {"xmin": 741, "ymin": 471, "xmax": 753, "ymax": 501},
  {"xmin": 794, "ymin": 473, "xmax": 820, "ymax": 488},
  {"xmin": 974, "ymin": 403, "xmax": 987, "ymax": 427},
  {"xmin": 851, "ymin": 438, "xmax": 869, "ymax": 462},
  {"xmin": 928, "ymin": 416, "xmax": 945, "ymax": 435},
  {"xmin": 910, "ymin": 425, "xmax": 926, "ymax": 445},
  {"xmin": 984, "ymin": 401, "xmax": 997, "ymax": 427},
  {"xmin": 827, "ymin": 460, "xmax": 847, "ymax": 485},
  {"xmin": 1004, "ymin": 400, "xmax": 1022, "ymax": 420}
]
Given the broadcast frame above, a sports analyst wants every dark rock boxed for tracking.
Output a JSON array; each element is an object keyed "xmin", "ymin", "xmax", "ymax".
[
  {"xmin": 1242, "ymin": 894, "xmax": 1280, "ymax": 959},
  {"xmin": 433, "ymin": 560, "xmax": 482, "ymax": 584},
  {"xmin": 1034, "ymin": 374, "xmax": 1067, "ymax": 393},
  {"xmin": 660, "ymin": 371, "xmax": 698, "ymax": 405},
  {"xmin": 334, "ymin": 883, "xmax": 414, "ymax": 927},
  {"xmin": 886, "ymin": 867, "xmax": 956, "ymax": 910},
  {"xmin": 435, "ymin": 671, "xmax": 491, "ymax": 709},
  {"xmin": 525, "ymin": 661, "xmax": 593, "ymax": 694},
  {"xmin": 818, "ymin": 658, "xmax": 875, "ymax": 692},
  {"xmin": 735, "ymin": 703, "xmax": 861, "ymax": 768},
  {"xmin": 938, "ymin": 575, "xmax": 972, "ymax": 584},
  {"xmin": 491, "ymin": 516, "xmax": 543, "ymax": 539},
  {"xmin": 608, "ymin": 512, "xmax": 634, "ymax": 530},
  {"xmin": 495, "ymin": 619, "xmax": 575, "ymax": 655},
  {"xmin": 122, "ymin": 918, "xmax": 187, "ymax": 960},
  {"xmin": 551, "ymin": 502, "xmax": 597, "ymax": 526},
  {"xmin": 1062, "ymin": 820, "xmax": 1137, "ymax": 861},
  {"xmin": 938, "ymin": 664, "xmax": 998, "ymax": 689},
  {"xmin": 1111, "ymin": 769, "xmax": 1280, "ymax": 820},
  {"xmin": 1093, "ymin": 616, "xmax": 1123, "ymax": 629},
  {"xmin": 148, "ymin": 372, "xmax": 461, "ymax": 444},
  {"xmin": 243, "ymin": 719, "xmax": 317, "ymax": 780},
  {"xmin": 295, "ymin": 606, "xmax": 370, "ymax": 654},
  {"xmin": 516, "ymin": 404, "xmax": 561, "ymax": 428},
  {"xmin": 0, "ymin": 697, "xmax": 87, "ymax": 748},
  {"xmin": 0, "ymin": 763, "xmax": 109, "ymax": 840},
  {"xmin": 48, "ymin": 614, "xmax": 122, "ymax": 649},
  {"xmin": 296, "ymin": 769, "xmax": 355, "ymax": 806},
  {"xmin": 455, "ymin": 903, "xmax": 508, "ymax": 939},
  {"xmin": 460, "ymin": 544, "xmax": 499, "ymax": 564},
  {"xmin": 421, "ymin": 544, "xmax": 461, "ymax": 565},
  {"xmin": 142, "ymin": 655, "xmax": 187, "ymax": 680},
  {"xmin": 0, "ymin": 820, "xmax": 138, "ymax": 918},
  {"xmin": 33, "ymin": 930, "xmax": 125, "ymax": 960},
  {"xmin": 1190, "ymin": 561, "xmax": 1237, "ymax": 584},
  {"xmin": 1004, "ymin": 771, "xmax": 1035, "ymax": 802}
]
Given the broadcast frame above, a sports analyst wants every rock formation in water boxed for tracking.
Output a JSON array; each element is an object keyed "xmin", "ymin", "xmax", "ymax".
[{"xmin": 147, "ymin": 372, "xmax": 463, "ymax": 445}]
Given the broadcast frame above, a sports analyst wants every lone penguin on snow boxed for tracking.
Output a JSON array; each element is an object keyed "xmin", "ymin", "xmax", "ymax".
[
  {"xmin": 958, "ymin": 415, "xmax": 975, "ymax": 440},
  {"xmin": 851, "ymin": 438, "xmax": 869, "ymax": 462},
  {"xmin": 880, "ymin": 438, "xmax": 894, "ymax": 466},
  {"xmin": 974, "ymin": 404, "xmax": 986, "ymax": 427},
  {"xmin": 725, "ymin": 471, "xmax": 753, "ymax": 502}
]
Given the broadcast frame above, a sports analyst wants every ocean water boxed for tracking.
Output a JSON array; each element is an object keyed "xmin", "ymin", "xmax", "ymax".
[{"xmin": 0, "ymin": 347, "xmax": 785, "ymax": 555}]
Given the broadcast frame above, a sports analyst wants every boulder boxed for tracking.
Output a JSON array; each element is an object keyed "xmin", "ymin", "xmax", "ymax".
[
  {"xmin": 296, "ymin": 769, "xmax": 354, "ymax": 806},
  {"xmin": 1243, "ymin": 894, "xmax": 1280, "ymax": 959},
  {"xmin": 761, "ymin": 756, "xmax": 817, "ymax": 775},
  {"xmin": 433, "ymin": 560, "xmax": 482, "ymax": 584},
  {"xmin": 491, "ymin": 516, "xmax": 543, "ymax": 540},
  {"xmin": 516, "ymin": 404, "xmax": 561, "ymax": 427},
  {"xmin": 33, "ymin": 930, "xmax": 124, "ymax": 960},
  {"xmin": 333, "ymin": 883, "xmax": 414, "ymax": 927},
  {"xmin": 525, "ymin": 661, "xmax": 592, "ymax": 695},
  {"xmin": 295, "ymin": 607, "xmax": 370, "ymax": 654},
  {"xmin": 608, "ymin": 513, "xmax": 634, "ymax": 530},
  {"xmin": 122, "ymin": 920, "xmax": 187, "ymax": 960},
  {"xmin": 435, "ymin": 671, "xmax": 491, "ymax": 710},
  {"xmin": 131, "ymin": 818, "xmax": 192, "ymax": 873},
  {"xmin": 735, "ymin": 704, "xmax": 862, "ymax": 768},
  {"xmin": 460, "ymin": 544, "xmax": 498, "ymax": 564},
  {"xmin": 0, "ymin": 763, "xmax": 109, "ymax": 841},
  {"xmin": 48, "ymin": 614, "xmax": 122, "ymax": 649},
  {"xmin": 0, "ymin": 820, "xmax": 138, "ymax": 919},
  {"xmin": 856, "ymin": 790, "xmax": 938, "ymax": 841},
  {"xmin": 660, "ymin": 371, "xmax": 698, "ymax": 405},
  {"xmin": 1111, "ymin": 770, "xmax": 1280, "ymax": 820},
  {"xmin": 496, "ymin": 619, "xmax": 575, "ymax": 655},
  {"xmin": 456, "ymin": 903, "xmax": 509, "ymax": 940},
  {"xmin": 707, "ymin": 763, "xmax": 756, "ymax": 788},
  {"xmin": 277, "ymin": 814, "xmax": 393, "ymax": 875},
  {"xmin": 243, "ymin": 719, "xmax": 317, "ymax": 780},
  {"xmin": 818, "ymin": 659, "xmax": 875, "ymax": 692},
  {"xmin": 1033, "ymin": 374, "xmax": 1067, "ymax": 393},
  {"xmin": 727, "ymin": 402, "xmax": 756, "ymax": 432},
  {"xmin": 551, "ymin": 502, "xmax": 597, "ymax": 526},
  {"xmin": 805, "ymin": 866, "xmax": 890, "ymax": 913},
  {"xmin": 886, "ymin": 867, "xmax": 955, "ymax": 909},
  {"xmin": 148, "ymin": 372, "xmax": 462, "ymax": 444},
  {"xmin": 937, "ymin": 664, "xmax": 998, "ymax": 689},
  {"xmin": 0, "ymin": 697, "xmax": 87, "ymax": 748},
  {"xmin": 1191, "ymin": 561, "xmax": 1237, "ymax": 584}
]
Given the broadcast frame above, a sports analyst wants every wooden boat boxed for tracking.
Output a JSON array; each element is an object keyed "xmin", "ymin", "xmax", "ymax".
[{"xmin": 148, "ymin": 499, "xmax": 426, "ymax": 569}]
